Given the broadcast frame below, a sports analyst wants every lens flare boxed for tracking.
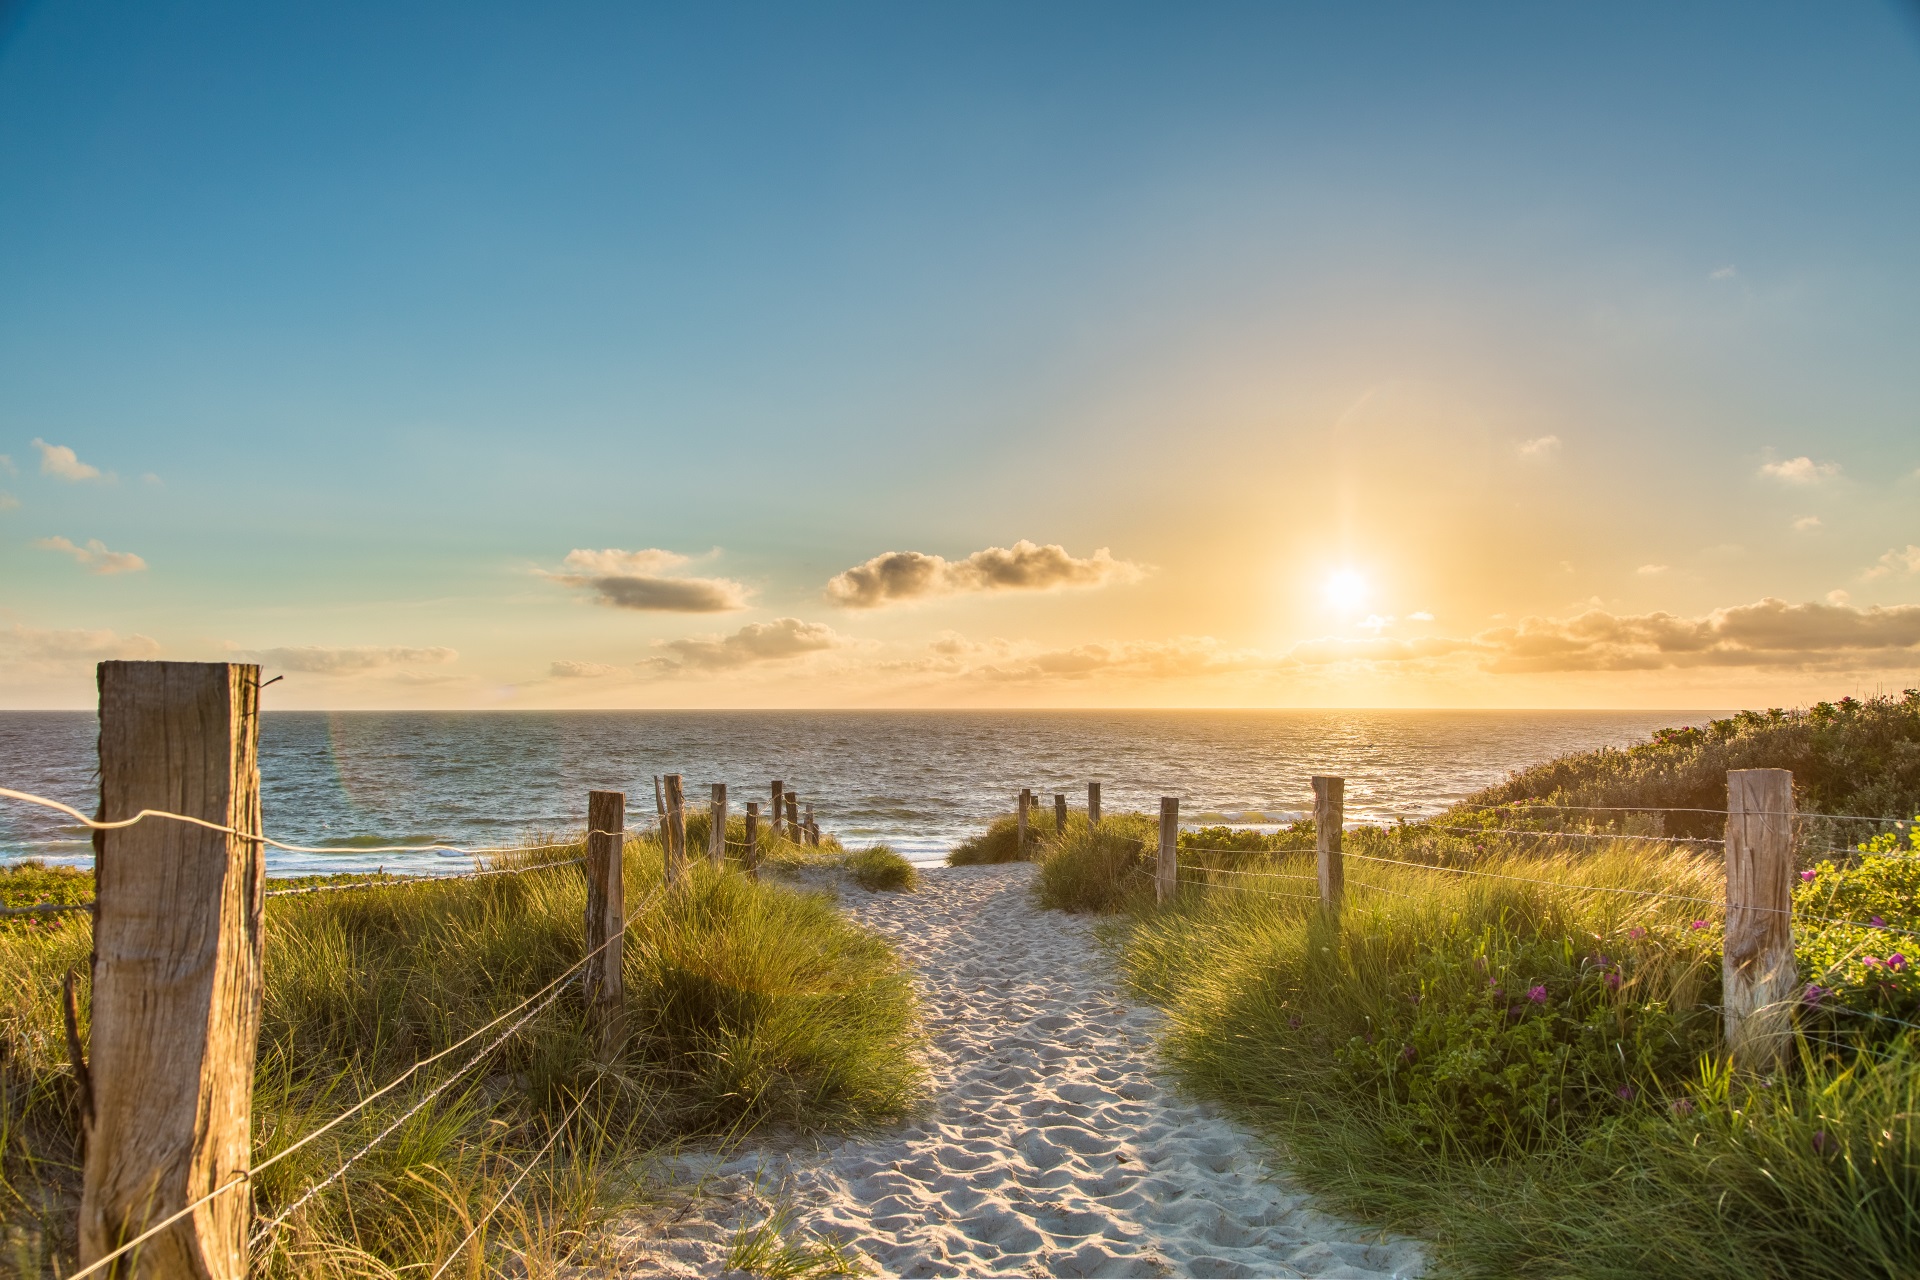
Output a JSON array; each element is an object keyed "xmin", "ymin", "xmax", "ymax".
[{"xmin": 1324, "ymin": 569, "xmax": 1368, "ymax": 612}]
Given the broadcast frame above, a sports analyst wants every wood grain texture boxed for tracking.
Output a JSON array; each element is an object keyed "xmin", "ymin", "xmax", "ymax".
[
  {"xmin": 1157, "ymin": 798, "xmax": 1179, "ymax": 905},
  {"xmin": 784, "ymin": 792, "xmax": 800, "ymax": 837},
  {"xmin": 1017, "ymin": 790, "xmax": 1030, "ymax": 857},
  {"xmin": 663, "ymin": 775, "xmax": 686, "ymax": 888},
  {"xmin": 1313, "ymin": 776, "xmax": 1345, "ymax": 914},
  {"xmin": 1724, "ymin": 769, "xmax": 1796, "ymax": 1069},
  {"xmin": 584, "ymin": 790, "xmax": 626, "ymax": 1053},
  {"xmin": 708, "ymin": 784, "xmax": 727, "ymax": 868},
  {"xmin": 82, "ymin": 662, "xmax": 263, "ymax": 1280},
  {"xmin": 1054, "ymin": 794, "xmax": 1067, "ymax": 836},
  {"xmin": 1088, "ymin": 782, "xmax": 1101, "ymax": 828},
  {"xmin": 770, "ymin": 780, "xmax": 785, "ymax": 837},
  {"xmin": 744, "ymin": 802, "xmax": 760, "ymax": 880}
]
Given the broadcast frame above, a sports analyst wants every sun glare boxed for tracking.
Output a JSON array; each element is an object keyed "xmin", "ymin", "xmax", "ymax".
[{"xmin": 1323, "ymin": 568, "xmax": 1369, "ymax": 612}]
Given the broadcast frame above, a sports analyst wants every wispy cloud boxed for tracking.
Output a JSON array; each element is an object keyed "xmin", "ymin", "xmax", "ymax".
[
  {"xmin": 549, "ymin": 660, "xmax": 626, "ymax": 679},
  {"xmin": 1793, "ymin": 515, "xmax": 1822, "ymax": 531},
  {"xmin": 1515, "ymin": 435, "xmax": 1561, "ymax": 459},
  {"xmin": 0, "ymin": 624, "xmax": 161, "ymax": 663},
  {"xmin": 0, "ymin": 492, "xmax": 17, "ymax": 512},
  {"xmin": 0, "ymin": 455, "xmax": 15, "ymax": 475},
  {"xmin": 826, "ymin": 540, "xmax": 1142, "ymax": 608},
  {"xmin": 33, "ymin": 536, "xmax": 146, "ymax": 574},
  {"xmin": 1759, "ymin": 455, "xmax": 1840, "ymax": 484},
  {"xmin": 1636, "ymin": 564, "xmax": 1669, "ymax": 576},
  {"xmin": 1864, "ymin": 545, "xmax": 1920, "ymax": 579},
  {"xmin": 650, "ymin": 617, "xmax": 844, "ymax": 672},
  {"xmin": 31, "ymin": 439, "xmax": 102, "ymax": 482},
  {"xmin": 1710, "ymin": 265, "xmax": 1738, "ymax": 281},
  {"xmin": 546, "ymin": 547, "xmax": 749, "ymax": 613},
  {"xmin": 233, "ymin": 645, "xmax": 459, "ymax": 673}
]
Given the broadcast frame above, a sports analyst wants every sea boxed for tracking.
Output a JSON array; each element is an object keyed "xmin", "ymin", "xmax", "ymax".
[{"xmin": 0, "ymin": 709, "xmax": 1718, "ymax": 873}]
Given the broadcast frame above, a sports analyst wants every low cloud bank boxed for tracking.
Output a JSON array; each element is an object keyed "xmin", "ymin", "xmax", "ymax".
[
  {"xmin": 236, "ymin": 645, "xmax": 459, "ymax": 673},
  {"xmin": 652, "ymin": 618, "xmax": 843, "ymax": 672},
  {"xmin": 33, "ymin": 536, "xmax": 146, "ymax": 575},
  {"xmin": 827, "ymin": 540, "xmax": 1141, "ymax": 608},
  {"xmin": 1, "ymin": 625, "xmax": 160, "ymax": 663},
  {"xmin": 547, "ymin": 547, "xmax": 748, "ymax": 612}
]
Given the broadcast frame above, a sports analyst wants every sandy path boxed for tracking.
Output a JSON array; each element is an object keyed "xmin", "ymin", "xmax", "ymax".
[{"xmin": 617, "ymin": 863, "xmax": 1423, "ymax": 1279}]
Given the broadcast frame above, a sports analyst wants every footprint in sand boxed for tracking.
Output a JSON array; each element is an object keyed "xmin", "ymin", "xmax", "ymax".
[{"xmin": 614, "ymin": 862, "xmax": 1425, "ymax": 1279}]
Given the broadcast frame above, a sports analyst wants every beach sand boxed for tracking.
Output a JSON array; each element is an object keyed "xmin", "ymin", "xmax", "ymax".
[{"xmin": 614, "ymin": 862, "xmax": 1424, "ymax": 1278}]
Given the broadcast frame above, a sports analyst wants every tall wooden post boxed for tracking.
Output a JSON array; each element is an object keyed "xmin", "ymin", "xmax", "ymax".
[
  {"xmin": 663, "ymin": 774, "xmax": 687, "ymax": 887},
  {"xmin": 770, "ymin": 780, "xmax": 785, "ymax": 837},
  {"xmin": 744, "ymin": 802, "xmax": 760, "ymax": 880},
  {"xmin": 1313, "ymin": 776, "xmax": 1345, "ymax": 914},
  {"xmin": 1017, "ymin": 789, "xmax": 1031, "ymax": 857},
  {"xmin": 1157, "ymin": 797, "xmax": 1179, "ymax": 903},
  {"xmin": 1088, "ymin": 782, "xmax": 1101, "ymax": 828},
  {"xmin": 1725, "ymin": 769, "xmax": 1796, "ymax": 1069},
  {"xmin": 583, "ymin": 790, "xmax": 626, "ymax": 1054},
  {"xmin": 1054, "ymin": 793, "xmax": 1068, "ymax": 837},
  {"xmin": 784, "ymin": 791, "xmax": 800, "ymax": 837},
  {"xmin": 82, "ymin": 661, "xmax": 264, "ymax": 1280},
  {"xmin": 804, "ymin": 803, "xmax": 817, "ymax": 846},
  {"xmin": 708, "ymin": 783, "xmax": 727, "ymax": 868}
]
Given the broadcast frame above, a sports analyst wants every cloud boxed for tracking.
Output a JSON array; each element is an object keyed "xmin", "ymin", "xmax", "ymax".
[
  {"xmin": 1793, "ymin": 515, "xmax": 1822, "ymax": 531},
  {"xmin": 650, "ymin": 617, "xmax": 845, "ymax": 672},
  {"xmin": 1515, "ymin": 435, "xmax": 1562, "ymax": 459},
  {"xmin": 1710, "ymin": 265, "xmax": 1738, "ymax": 281},
  {"xmin": 967, "ymin": 636, "xmax": 1261, "ymax": 683},
  {"xmin": 233, "ymin": 645, "xmax": 459, "ymax": 673},
  {"xmin": 0, "ymin": 492, "xmax": 17, "ymax": 512},
  {"xmin": 549, "ymin": 660, "xmax": 626, "ymax": 679},
  {"xmin": 1408, "ymin": 611, "xmax": 1434, "ymax": 622},
  {"xmin": 1828, "ymin": 589, "xmax": 1851, "ymax": 605},
  {"xmin": 0, "ymin": 624, "xmax": 161, "ymax": 663},
  {"xmin": 1472, "ymin": 598, "xmax": 1920, "ymax": 672},
  {"xmin": 1759, "ymin": 456, "xmax": 1840, "ymax": 484},
  {"xmin": 32, "ymin": 439, "xmax": 102, "ymax": 482},
  {"xmin": 1864, "ymin": 545, "xmax": 1920, "ymax": 579},
  {"xmin": 1636, "ymin": 564, "xmax": 1669, "ymax": 576},
  {"xmin": 546, "ymin": 547, "xmax": 749, "ymax": 612},
  {"xmin": 0, "ymin": 455, "xmax": 15, "ymax": 475},
  {"xmin": 826, "ymin": 540, "xmax": 1143, "ymax": 608},
  {"xmin": 33, "ymin": 536, "xmax": 147, "ymax": 575}
]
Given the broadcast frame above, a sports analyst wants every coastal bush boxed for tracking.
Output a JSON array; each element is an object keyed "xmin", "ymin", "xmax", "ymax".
[
  {"xmin": 947, "ymin": 808, "xmax": 1064, "ymax": 864},
  {"xmin": 0, "ymin": 837, "xmax": 919, "ymax": 1279},
  {"xmin": 1105, "ymin": 821, "xmax": 1920, "ymax": 1276},
  {"xmin": 1462, "ymin": 689, "xmax": 1920, "ymax": 838},
  {"xmin": 1031, "ymin": 815, "xmax": 1156, "ymax": 912},
  {"xmin": 845, "ymin": 844, "xmax": 917, "ymax": 893}
]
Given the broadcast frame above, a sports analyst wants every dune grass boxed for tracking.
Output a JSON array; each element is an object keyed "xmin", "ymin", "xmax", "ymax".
[
  {"xmin": 1028, "ymin": 810, "xmax": 1920, "ymax": 1277},
  {"xmin": 843, "ymin": 845, "xmax": 916, "ymax": 893},
  {"xmin": 0, "ymin": 834, "xmax": 920, "ymax": 1279}
]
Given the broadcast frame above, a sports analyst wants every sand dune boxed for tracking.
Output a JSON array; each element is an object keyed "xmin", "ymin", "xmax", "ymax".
[{"xmin": 617, "ymin": 862, "xmax": 1424, "ymax": 1278}]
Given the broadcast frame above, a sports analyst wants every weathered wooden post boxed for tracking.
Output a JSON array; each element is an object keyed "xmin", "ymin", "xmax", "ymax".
[
  {"xmin": 1725, "ymin": 769, "xmax": 1796, "ymax": 1069},
  {"xmin": 744, "ymin": 802, "xmax": 760, "ymax": 879},
  {"xmin": 1054, "ymin": 793, "xmax": 1067, "ymax": 838},
  {"xmin": 1313, "ymin": 776, "xmax": 1345, "ymax": 914},
  {"xmin": 1017, "ymin": 789, "xmax": 1031, "ymax": 856},
  {"xmin": 770, "ymin": 780, "xmax": 785, "ymax": 837},
  {"xmin": 804, "ymin": 803, "xmax": 817, "ymax": 846},
  {"xmin": 784, "ymin": 791, "xmax": 800, "ymax": 837},
  {"xmin": 708, "ymin": 783, "xmax": 727, "ymax": 868},
  {"xmin": 663, "ymin": 774, "xmax": 687, "ymax": 887},
  {"xmin": 1088, "ymin": 781, "xmax": 1101, "ymax": 827},
  {"xmin": 583, "ymin": 790, "xmax": 626, "ymax": 1054},
  {"xmin": 82, "ymin": 661, "xmax": 264, "ymax": 1280},
  {"xmin": 1157, "ymin": 797, "xmax": 1179, "ymax": 903}
]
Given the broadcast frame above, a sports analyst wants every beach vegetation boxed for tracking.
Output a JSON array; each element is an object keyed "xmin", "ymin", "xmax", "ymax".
[{"xmin": 844, "ymin": 845, "xmax": 916, "ymax": 893}]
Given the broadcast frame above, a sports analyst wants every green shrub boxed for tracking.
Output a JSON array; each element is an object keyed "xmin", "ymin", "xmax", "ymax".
[
  {"xmin": 845, "ymin": 845, "xmax": 917, "ymax": 893},
  {"xmin": 949, "ymin": 811, "xmax": 1043, "ymax": 864},
  {"xmin": 1032, "ymin": 815, "xmax": 1156, "ymax": 912}
]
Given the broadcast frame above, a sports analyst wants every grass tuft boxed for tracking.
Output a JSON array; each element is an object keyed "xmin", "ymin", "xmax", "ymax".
[{"xmin": 844, "ymin": 845, "xmax": 916, "ymax": 893}]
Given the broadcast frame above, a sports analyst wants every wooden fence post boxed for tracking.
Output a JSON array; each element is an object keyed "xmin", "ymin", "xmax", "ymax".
[
  {"xmin": 770, "ymin": 780, "xmax": 785, "ymax": 837},
  {"xmin": 804, "ymin": 803, "xmax": 817, "ymax": 846},
  {"xmin": 1018, "ymin": 789, "xmax": 1031, "ymax": 856},
  {"xmin": 663, "ymin": 774, "xmax": 686, "ymax": 887},
  {"xmin": 1313, "ymin": 776, "xmax": 1345, "ymax": 914},
  {"xmin": 1088, "ymin": 782, "xmax": 1101, "ymax": 828},
  {"xmin": 744, "ymin": 802, "xmax": 760, "ymax": 879},
  {"xmin": 584, "ymin": 790, "xmax": 626, "ymax": 1054},
  {"xmin": 1054, "ymin": 793, "xmax": 1067, "ymax": 837},
  {"xmin": 1157, "ymin": 797, "xmax": 1179, "ymax": 903},
  {"xmin": 1725, "ymin": 768, "xmax": 1796, "ymax": 1070},
  {"xmin": 82, "ymin": 661, "xmax": 264, "ymax": 1280},
  {"xmin": 708, "ymin": 783, "xmax": 727, "ymax": 868},
  {"xmin": 784, "ymin": 791, "xmax": 800, "ymax": 837}
]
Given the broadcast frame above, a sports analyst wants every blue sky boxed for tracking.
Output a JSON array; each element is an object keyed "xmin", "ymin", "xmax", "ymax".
[{"xmin": 3, "ymin": 2, "xmax": 1918, "ymax": 707}]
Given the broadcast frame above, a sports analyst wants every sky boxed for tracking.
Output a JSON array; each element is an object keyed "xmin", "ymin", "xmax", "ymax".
[{"xmin": 2, "ymin": 1, "xmax": 1918, "ymax": 710}]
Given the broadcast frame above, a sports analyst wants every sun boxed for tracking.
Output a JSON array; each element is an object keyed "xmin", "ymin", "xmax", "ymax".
[{"xmin": 1323, "ymin": 568, "xmax": 1369, "ymax": 612}]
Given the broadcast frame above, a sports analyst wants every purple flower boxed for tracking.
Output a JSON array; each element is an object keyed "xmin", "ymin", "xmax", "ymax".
[
  {"xmin": 1871, "ymin": 916, "xmax": 1888, "ymax": 929},
  {"xmin": 1812, "ymin": 1130, "xmax": 1831, "ymax": 1155},
  {"xmin": 1616, "ymin": 1084, "xmax": 1636, "ymax": 1101},
  {"xmin": 1528, "ymin": 984, "xmax": 1548, "ymax": 1004},
  {"xmin": 1864, "ymin": 956, "xmax": 1882, "ymax": 969},
  {"xmin": 1890, "ymin": 953, "xmax": 1908, "ymax": 971},
  {"xmin": 1800, "ymin": 869, "xmax": 1816, "ymax": 883},
  {"xmin": 1287, "ymin": 1015, "xmax": 1303, "ymax": 1030},
  {"xmin": 1670, "ymin": 1098, "xmax": 1695, "ymax": 1117},
  {"xmin": 1400, "ymin": 1044, "xmax": 1416, "ymax": 1062},
  {"xmin": 1627, "ymin": 927, "xmax": 1646, "ymax": 940},
  {"xmin": 1690, "ymin": 920, "xmax": 1708, "ymax": 931},
  {"xmin": 1605, "ymin": 971, "xmax": 1622, "ymax": 992},
  {"xmin": 1803, "ymin": 984, "xmax": 1828, "ymax": 1004}
]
